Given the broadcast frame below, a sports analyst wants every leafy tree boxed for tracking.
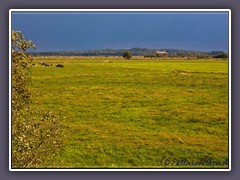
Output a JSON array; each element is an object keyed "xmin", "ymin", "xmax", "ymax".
[
  {"xmin": 11, "ymin": 30, "xmax": 63, "ymax": 168},
  {"xmin": 123, "ymin": 51, "xmax": 132, "ymax": 59}
]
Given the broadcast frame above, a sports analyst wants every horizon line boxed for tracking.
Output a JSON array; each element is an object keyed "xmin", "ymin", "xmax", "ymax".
[{"xmin": 29, "ymin": 47, "xmax": 228, "ymax": 53}]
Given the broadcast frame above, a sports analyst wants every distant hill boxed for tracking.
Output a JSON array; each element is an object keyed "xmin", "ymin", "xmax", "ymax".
[{"xmin": 30, "ymin": 48, "xmax": 226, "ymax": 57}]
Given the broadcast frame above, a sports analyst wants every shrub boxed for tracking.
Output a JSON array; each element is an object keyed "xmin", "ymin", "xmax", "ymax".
[
  {"xmin": 11, "ymin": 30, "xmax": 63, "ymax": 168},
  {"xmin": 123, "ymin": 51, "xmax": 132, "ymax": 59}
]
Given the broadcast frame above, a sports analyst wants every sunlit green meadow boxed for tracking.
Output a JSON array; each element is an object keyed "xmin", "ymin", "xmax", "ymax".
[{"xmin": 29, "ymin": 57, "xmax": 229, "ymax": 168}]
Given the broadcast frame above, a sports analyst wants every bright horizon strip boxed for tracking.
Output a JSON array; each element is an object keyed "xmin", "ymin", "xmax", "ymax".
[{"xmin": 9, "ymin": 9, "xmax": 231, "ymax": 171}]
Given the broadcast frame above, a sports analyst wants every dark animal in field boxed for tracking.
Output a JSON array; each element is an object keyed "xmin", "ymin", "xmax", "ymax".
[
  {"xmin": 44, "ymin": 63, "xmax": 50, "ymax": 67},
  {"xmin": 56, "ymin": 64, "xmax": 64, "ymax": 68},
  {"xmin": 32, "ymin": 63, "xmax": 35, "ymax": 66},
  {"xmin": 39, "ymin": 62, "xmax": 46, "ymax": 66}
]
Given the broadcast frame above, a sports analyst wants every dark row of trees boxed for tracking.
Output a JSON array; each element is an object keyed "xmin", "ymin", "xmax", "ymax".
[
  {"xmin": 122, "ymin": 51, "xmax": 228, "ymax": 60},
  {"xmin": 144, "ymin": 53, "xmax": 228, "ymax": 59},
  {"xmin": 31, "ymin": 48, "xmax": 227, "ymax": 58},
  {"xmin": 212, "ymin": 53, "xmax": 229, "ymax": 58}
]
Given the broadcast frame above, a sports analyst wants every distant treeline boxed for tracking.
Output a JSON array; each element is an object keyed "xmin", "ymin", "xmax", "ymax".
[{"xmin": 30, "ymin": 48, "xmax": 227, "ymax": 57}]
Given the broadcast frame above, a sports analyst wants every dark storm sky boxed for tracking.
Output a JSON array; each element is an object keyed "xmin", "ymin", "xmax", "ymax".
[{"xmin": 11, "ymin": 11, "xmax": 229, "ymax": 52}]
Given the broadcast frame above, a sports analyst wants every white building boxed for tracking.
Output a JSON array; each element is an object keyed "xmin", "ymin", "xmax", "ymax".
[{"xmin": 156, "ymin": 51, "xmax": 168, "ymax": 55}]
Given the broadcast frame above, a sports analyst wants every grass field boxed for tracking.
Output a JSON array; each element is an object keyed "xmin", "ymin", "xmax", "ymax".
[{"xmin": 29, "ymin": 56, "xmax": 229, "ymax": 168}]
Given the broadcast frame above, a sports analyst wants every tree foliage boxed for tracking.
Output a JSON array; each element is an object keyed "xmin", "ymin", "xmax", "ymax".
[
  {"xmin": 11, "ymin": 30, "xmax": 63, "ymax": 168},
  {"xmin": 123, "ymin": 51, "xmax": 132, "ymax": 59}
]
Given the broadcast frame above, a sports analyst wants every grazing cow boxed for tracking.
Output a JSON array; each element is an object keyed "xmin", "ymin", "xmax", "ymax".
[
  {"xmin": 44, "ymin": 63, "xmax": 50, "ymax": 67},
  {"xmin": 56, "ymin": 64, "xmax": 64, "ymax": 68},
  {"xmin": 39, "ymin": 62, "xmax": 46, "ymax": 66}
]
